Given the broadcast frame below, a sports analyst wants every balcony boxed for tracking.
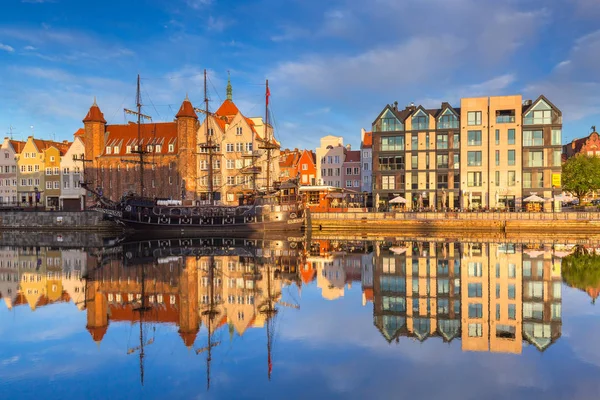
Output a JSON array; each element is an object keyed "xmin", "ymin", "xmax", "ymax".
[{"xmin": 496, "ymin": 115, "xmax": 516, "ymax": 124}]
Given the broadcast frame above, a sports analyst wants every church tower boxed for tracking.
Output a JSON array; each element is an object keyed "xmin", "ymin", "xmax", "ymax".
[
  {"xmin": 82, "ymin": 98, "xmax": 107, "ymax": 191},
  {"xmin": 178, "ymin": 257, "xmax": 199, "ymax": 348}
]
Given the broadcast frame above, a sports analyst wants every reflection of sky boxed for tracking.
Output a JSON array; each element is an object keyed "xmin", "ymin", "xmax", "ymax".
[{"xmin": 1, "ymin": 282, "xmax": 600, "ymax": 399}]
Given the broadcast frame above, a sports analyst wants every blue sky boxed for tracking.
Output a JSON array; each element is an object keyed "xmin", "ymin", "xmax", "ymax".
[{"xmin": 0, "ymin": 0, "xmax": 599, "ymax": 149}]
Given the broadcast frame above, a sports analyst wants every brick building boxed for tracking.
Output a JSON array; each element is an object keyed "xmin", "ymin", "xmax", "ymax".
[{"xmin": 563, "ymin": 128, "xmax": 600, "ymax": 159}]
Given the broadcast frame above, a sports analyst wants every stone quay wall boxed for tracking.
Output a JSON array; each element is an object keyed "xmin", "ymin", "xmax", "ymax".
[
  {"xmin": 0, "ymin": 211, "xmax": 121, "ymax": 232},
  {"xmin": 311, "ymin": 211, "xmax": 600, "ymax": 234}
]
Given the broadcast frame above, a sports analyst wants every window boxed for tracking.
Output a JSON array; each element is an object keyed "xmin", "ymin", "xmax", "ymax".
[
  {"xmin": 302, "ymin": 163, "xmax": 308, "ymax": 171},
  {"xmin": 363, "ymin": 151, "xmax": 369, "ymax": 158},
  {"xmin": 523, "ymin": 172, "xmax": 532, "ymax": 188},
  {"xmin": 226, "ymin": 143, "xmax": 234, "ymax": 152},
  {"xmin": 63, "ymin": 167, "xmax": 69, "ymax": 174},
  {"xmin": 382, "ymin": 176, "xmax": 395, "ymax": 190},
  {"xmin": 467, "ymin": 111, "xmax": 482, "ymax": 126},
  {"xmin": 528, "ymin": 151, "xmax": 544, "ymax": 167},
  {"xmin": 453, "ymin": 154, "xmax": 459, "ymax": 169},
  {"xmin": 327, "ymin": 156, "xmax": 332, "ymax": 164},
  {"xmin": 508, "ymin": 150, "xmax": 515, "ymax": 166},
  {"xmin": 468, "ymin": 283, "xmax": 482, "ymax": 298},
  {"xmin": 508, "ymin": 263, "xmax": 516, "ymax": 278},
  {"xmin": 508, "ymin": 284, "xmax": 516, "ymax": 299},
  {"xmin": 467, "ymin": 151, "xmax": 482, "ymax": 166},
  {"xmin": 495, "ymin": 171, "xmax": 500, "ymax": 186},
  {"xmin": 50, "ymin": 156, "xmax": 55, "ymax": 162},
  {"xmin": 155, "ymin": 145, "xmax": 161, "ymax": 153},
  {"xmin": 208, "ymin": 128, "xmax": 214, "ymax": 136},
  {"xmin": 553, "ymin": 150, "xmax": 562, "ymax": 166},
  {"xmin": 468, "ymin": 323, "xmax": 483, "ymax": 337},
  {"xmin": 168, "ymin": 144, "xmax": 174, "ymax": 152},
  {"xmin": 45, "ymin": 167, "xmax": 51, "ymax": 175},
  {"xmin": 46, "ymin": 181, "xmax": 52, "ymax": 189},
  {"xmin": 467, "ymin": 130, "xmax": 482, "ymax": 146},
  {"xmin": 552, "ymin": 129, "xmax": 561, "ymax": 145},
  {"xmin": 34, "ymin": 165, "xmax": 39, "ymax": 172},
  {"xmin": 467, "ymin": 172, "xmax": 482, "ymax": 187},
  {"xmin": 245, "ymin": 143, "xmax": 252, "ymax": 152},
  {"xmin": 21, "ymin": 179, "xmax": 26, "ymax": 186},
  {"xmin": 334, "ymin": 156, "xmax": 340, "ymax": 164},
  {"xmin": 436, "ymin": 134, "xmax": 448, "ymax": 149},
  {"xmin": 236, "ymin": 126, "xmax": 243, "ymax": 135},
  {"xmin": 411, "ymin": 135, "xmax": 418, "ymax": 150},
  {"xmin": 411, "ymin": 155, "xmax": 418, "ymax": 169},
  {"xmin": 346, "ymin": 180, "xmax": 352, "ymax": 187},
  {"xmin": 495, "ymin": 150, "xmax": 500, "ymax": 166},
  {"xmin": 523, "ymin": 130, "xmax": 543, "ymax": 146},
  {"xmin": 227, "ymin": 176, "xmax": 235, "ymax": 185},
  {"xmin": 353, "ymin": 167, "xmax": 360, "ymax": 175},
  {"xmin": 508, "ymin": 129, "xmax": 515, "ymax": 145},
  {"xmin": 508, "ymin": 304, "xmax": 516, "ymax": 320},
  {"xmin": 495, "ymin": 129, "xmax": 500, "ymax": 145},
  {"xmin": 436, "ymin": 154, "xmax": 448, "ymax": 169},
  {"xmin": 412, "ymin": 111, "xmax": 429, "ymax": 130},
  {"xmin": 346, "ymin": 167, "xmax": 352, "ymax": 175},
  {"xmin": 381, "ymin": 136, "xmax": 404, "ymax": 151},
  {"xmin": 468, "ymin": 303, "xmax": 482, "ymax": 318},
  {"xmin": 235, "ymin": 143, "xmax": 243, "ymax": 152},
  {"xmin": 437, "ymin": 174, "xmax": 448, "ymax": 189},
  {"xmin": 35, "ymin": 179, "xmax": 40, "ymax": 186},
  {"xmin": 508, "ymin": 171, "xmax": 516, "ymax": 186},
  {"xmin": 27, "ymin": 165, "xmax": 32, "ymax": 172},
  {"xmin": 114, "ymin": 146, "xmax": 120, "ymax": 153},
  {"xmin": 468, "ymin": 262, "xmax": 482, "ymax": 277},
  {"xmin": 374, "ymin": 109, "xmax": 404, "ymax": 131},
  {"xmin": 105, "ymin": 146, "xmax": 111, "ymax": 155},
  {"xmin": 496, "ymin": 109, "xmax": 515, "ymax": 123},
  {"xmin": 524, "ymin": 101, "xmax": 553, "ymax": 125}
]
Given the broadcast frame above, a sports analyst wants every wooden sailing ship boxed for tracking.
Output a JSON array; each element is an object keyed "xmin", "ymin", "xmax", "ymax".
[{"xmin": 85, "ymin": 72, "xmax": 306, "ymax": 233}]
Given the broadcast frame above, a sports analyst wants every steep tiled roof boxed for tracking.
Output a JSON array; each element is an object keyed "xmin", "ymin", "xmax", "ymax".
[
  {"xmin": 9, "ymin": 140, "xmax": 26, "ymax": 154},
  {"xmin": 179, "ymin": 330, "xmax": 199, "ymax": 348},
  {"xmin": 362, "ymin": 131, "xmax": 372, "ymax": 148},
  {"xmin": 102, "ymin": 122, "xmax": 178, "ymax": 156},
  {"xmin": 175, "ymin": 97, "xmax": 198, "ymax": 119},
  {"xmin": 83, "ymin": 102, "xmax": 107, "ymax": 124},
  {"xmin": 344, "ymin": 150, "xmax": 361, "ymax": 163},
  {"xmin": 33, "ymin": 139, "xmax": 71, "ymax": 155},
  {"xmin": 74, "ymin": 128, "xmax": 85, "ymax": 137},
  {"xmin": 87, "ymin": 325, "xmax": 108, "ymax": 343},
  {"xmin": 215, "ymin": 99, "xmax": 240, "ymax": 116}
]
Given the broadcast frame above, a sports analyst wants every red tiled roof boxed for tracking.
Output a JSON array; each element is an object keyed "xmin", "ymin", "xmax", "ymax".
[
  {"xmin": 344, "ymin": 150, "xmax": 361, "ymax": 163},
  {"xmin": 9, "ymin": 140, "xmax": 26, "ymax": 154},
  {"xmin": 102, "ymin": 122, "xmax": 178, "ymax": 156},
  {"xmin": 87, "ymin": 325, "xmax": 108, "ymax": 343},
  {"xmin": 33, "ymin": 139, "xmax": 71, "ymax": 155},
  {"xmin": 215, "ymin": 99, "xmax": 240, "ymax": 116},
  {"xmin": 175, "ymin": 98, "xmax": 198, "ymax": 119},
  {"xmin": 83, "ymin": 103, "xmax": 107, "ymax": 124},
  {"xmin": 364, "ymin": 288, "xmax": 373, "ymax": 302},
  {"xmin": 74, "ymin": 128, "xmax": 85, "ymax": 137},
  {"xmin": 179, "ymin": 330, "xmax": 199, "ymax": 348},
  {"xmin": 362, "ymin": 131, "xmax": 372, "ymax": 148},
  {"xmin": 301, "ymin": 265, "xmax": 316, "ymax": 284}
]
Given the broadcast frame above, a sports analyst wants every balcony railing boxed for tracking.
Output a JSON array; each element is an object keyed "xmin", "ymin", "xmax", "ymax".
[{"xmin": 496, "ymin": 116, "xmax": 516, "ymax": 124}]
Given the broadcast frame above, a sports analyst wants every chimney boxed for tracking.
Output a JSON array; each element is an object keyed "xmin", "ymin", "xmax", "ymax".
[
  {"xmin": 442, "ymin": 102, "xmax": 450, "ymax": 109},
  {"xmin": 524, "ymin": 99, "xmax": 532, "ymax": 106},
  {"xmin": 393, "ymin": 101, "xmax": 398, "ymax": 111}
]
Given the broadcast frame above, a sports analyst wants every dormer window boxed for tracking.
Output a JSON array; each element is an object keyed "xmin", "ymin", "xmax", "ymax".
[
  {"xmin": 113, "ymin": 146, "xmax": 119, "ymax": 154},
  {"xmin": 374, "ymin": 109, "xmax": 404, "ymax": 132},
  {"xmin": 168, "ymin": 144, "xmax": 174, "ymax": 152},
  {"xmin": 523, "ymin": 100, "xmax": 558, "ymax": 125},
  {"xmin": 412, "ymin": 110, "xmax": 429, "ymax": 131},
  {"xmin": 106, "ymin": 146, "xmax": 111, "ymax": 155},
  {"xmin": 155, "ymin": 145, "xmax": 161, "ymax": 153},
  {"xmin": 126, "ymin": 146, "xmax": 131, "ymax": 154},
  {"xmin": 147, "ymin": 145, "xmax": 153, "ymax": 153},
  {"xmin": 437, "ymin": 109, "xmax": 459, "ymax": 129}
]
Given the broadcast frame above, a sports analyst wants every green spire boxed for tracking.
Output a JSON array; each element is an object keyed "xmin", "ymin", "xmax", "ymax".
[{"xmin": 226, "ymin": 71, "xmax": 232, "ymax": 101}]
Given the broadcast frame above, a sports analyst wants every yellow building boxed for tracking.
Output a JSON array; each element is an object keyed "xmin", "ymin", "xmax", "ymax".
[{"xmin": 43, "ymin": 146, "xmax": 63, "ymax": 209}]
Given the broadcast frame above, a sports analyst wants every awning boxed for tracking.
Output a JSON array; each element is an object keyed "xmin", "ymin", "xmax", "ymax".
[
  {"xmin": 325, "ymin": 193, "xmax": 345, "ymax": 199},
  {"xmin": 523, "ymin": 194, "xmax": 547, "ymax": 202}
]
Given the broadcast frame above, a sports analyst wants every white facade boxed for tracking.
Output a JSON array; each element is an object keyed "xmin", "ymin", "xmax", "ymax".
[
  {"xmin": 0, "ymin": 138, "xmax": 19, "ymax": 205},
  {"xmin": 316, "ymin": 135, "xmax": 343, "ymax": 185},
  {"xmin": 60, "ymin": 137, "xmax": 86, "ymax": 210},
  {"xmin": 0, "ymin": 246, "xmax": 19, "ymax": 309},
  {"xmin": 61, "ymin": 249, "xmax": 87, "ymax": 310}
]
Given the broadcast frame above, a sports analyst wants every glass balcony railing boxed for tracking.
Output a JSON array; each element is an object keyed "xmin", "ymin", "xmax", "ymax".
[{"xmin": 496, "ymin": 116, "xmax": 516, "ymax": 124}]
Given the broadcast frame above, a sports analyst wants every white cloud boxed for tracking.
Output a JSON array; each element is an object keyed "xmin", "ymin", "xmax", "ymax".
[
  {"xmin": 185, "ymin": 0, "xmax": 212, "ymax": 9},
  {"xmin": 207, "ymin": 16, "xmax": 233, "ymax": 32},
  {"xmin": 23, "ymin": 45, "xmax": 36, "ymax": 51},
  {"xmin": 0, "ymin": 43, "xmax": 14, "ymax": 52}
]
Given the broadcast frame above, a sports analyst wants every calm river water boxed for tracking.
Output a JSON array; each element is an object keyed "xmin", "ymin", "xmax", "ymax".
[{"xmin": 0, "ymin": 233, "xmax": 599, "ymax": 400}]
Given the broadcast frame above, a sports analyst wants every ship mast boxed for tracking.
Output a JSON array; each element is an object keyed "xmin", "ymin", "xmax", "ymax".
[
  {"xmin": 124, "ymin": 74, "xmax": 152, "ymax": 196},
  {"xmin": 197, "ymin": 69, "xmax": 217, "ymax": 203},
  {"xmin": 259, "ymin": 80, "xmax": 277, "ymax": 194}
]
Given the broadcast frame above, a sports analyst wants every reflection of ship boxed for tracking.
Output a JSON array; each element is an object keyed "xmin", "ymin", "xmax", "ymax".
[
  {"xmin": 85, "ymin": 234, "xmax": 306, "ymax": 386},
  {"xmin": 370, "ymin": 241, "xmax": 563, "ymax": 353}
]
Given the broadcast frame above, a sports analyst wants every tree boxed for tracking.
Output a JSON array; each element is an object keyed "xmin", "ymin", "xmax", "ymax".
[
  {"xmin": 562, "ymin": 246, "xmax": 600, "ymax": 303},
  {"xmin": 561, "ymin": 155, "xmax": 600, "ymax": 203}
]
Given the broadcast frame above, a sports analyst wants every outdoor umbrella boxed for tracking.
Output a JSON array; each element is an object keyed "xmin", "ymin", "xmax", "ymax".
[
  {"xmin": 390, "ymin": 195, "xmax": 407, "ymax": 204},
  {"xmin": 375, "ymin": 193, "xmax": 380, "ymax": 210},
  {"xmin": 442, "ymin": 190, "xmax": 447, "ymax": 209},
  {"xmin": 523, "ymin": 194, "xmax": 547, "ymax": 202}
]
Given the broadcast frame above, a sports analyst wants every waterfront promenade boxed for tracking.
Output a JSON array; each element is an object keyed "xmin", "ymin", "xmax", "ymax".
[{"xmin": 311, "ymin": 210, "xmax": 600, "ymax": 234}]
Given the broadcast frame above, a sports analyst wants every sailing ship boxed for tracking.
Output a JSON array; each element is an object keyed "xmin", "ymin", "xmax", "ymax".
[{"xmin": 86, "ymin": 71, "xmax": 306, "ymax": 233}]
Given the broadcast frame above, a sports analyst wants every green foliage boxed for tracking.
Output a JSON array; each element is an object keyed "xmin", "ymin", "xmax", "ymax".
[
  {"xmin": 562, "ymin": 155, "xmax": 600, "ymax": 201},
  {"xmin": 562, "ymin": 248, "xmax": 600, "ymax": 292}
]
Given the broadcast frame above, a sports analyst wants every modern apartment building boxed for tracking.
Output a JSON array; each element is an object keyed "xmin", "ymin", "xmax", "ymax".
[{"xmin": 371, "ymin": 95, "xmax": 562, "ymax": 210}]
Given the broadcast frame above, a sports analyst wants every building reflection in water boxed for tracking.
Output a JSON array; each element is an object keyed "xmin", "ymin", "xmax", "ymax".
[
  {"xmin": 0, "ymin": 235, "xmax": 578, "ymax": 382},
  {"xmin": 372, "ymin": 241, "xmax": 563, "ymax": 353}
]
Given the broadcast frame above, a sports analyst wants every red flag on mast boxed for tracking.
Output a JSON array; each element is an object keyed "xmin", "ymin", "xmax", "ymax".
[{"xmin": 266, "ymin": 84, "xmax": 270, "ymax": 106}]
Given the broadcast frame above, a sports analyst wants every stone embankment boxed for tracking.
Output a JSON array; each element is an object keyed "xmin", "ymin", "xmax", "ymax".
[
  {"xmin": 0, "ymin": 211, "xmax": 121, "ymax": 232},
  {"xmin": 311, "ymin": 211, "xmax": 600, "ymax": 235}
]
